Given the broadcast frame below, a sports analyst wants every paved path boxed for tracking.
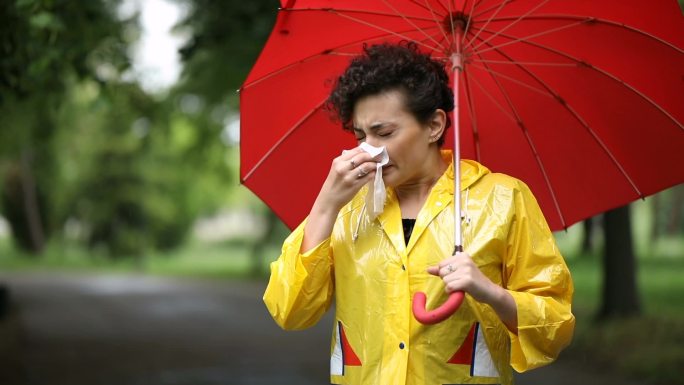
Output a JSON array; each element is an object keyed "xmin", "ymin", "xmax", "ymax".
[{"xmin": 0, "ymin": 272, "xmax": 644, "ymax": 385}]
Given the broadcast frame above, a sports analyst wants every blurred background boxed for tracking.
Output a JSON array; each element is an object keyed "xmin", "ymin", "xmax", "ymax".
[{"xmin": 0, "ymin": 0, "xmax": 682, "ymax": 384}]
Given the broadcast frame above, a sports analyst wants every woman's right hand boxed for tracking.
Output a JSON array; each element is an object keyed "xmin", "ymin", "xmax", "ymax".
[
  {"xmin": 317, "ymin": 146, "xmax": 379, "ymax": 210},
  {"xmin": 301, "ymin": 146, "xmax": 379, "ymax": 252}
]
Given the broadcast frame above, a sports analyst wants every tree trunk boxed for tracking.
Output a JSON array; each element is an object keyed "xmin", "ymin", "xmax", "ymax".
[
  {"xmin": 1, "ymin": 157, "xmax": 48, "ymax": 255},
  {"xmin": 249, "ymin": 210, "xmax": 280, "ymax": 277},
  {"xmin": 650, "ymin": 193, "xmax": 661, "ymax": 243},
  {"xmin": 598, "ymin": 204, "xmax": 640, "ymax": 319},
  {"xmin": 580, "ymin": 217, "xmax": 595, "ymax": 255},
  {"xmin": 20, "ymin": 149, "xmax": 46, "ymax": 253},
  {"xmin": 666, "ymin": 186, "xmax": 683, "ymax": 236}
]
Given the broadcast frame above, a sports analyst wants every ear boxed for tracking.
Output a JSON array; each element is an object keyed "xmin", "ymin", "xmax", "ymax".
[{"xmin": 427, "ymin": 109, "xmax": 447, "ymax": 144}]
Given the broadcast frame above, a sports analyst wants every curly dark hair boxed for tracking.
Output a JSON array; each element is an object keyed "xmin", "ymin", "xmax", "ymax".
[{"xmin": 327, "ymin": 42, "xmax": 454, "ymax": 146}]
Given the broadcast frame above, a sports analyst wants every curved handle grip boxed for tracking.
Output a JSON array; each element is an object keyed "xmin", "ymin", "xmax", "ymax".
[{"xmin": 412, "ymin": 291, "xmax": 464, "ymax": 325}]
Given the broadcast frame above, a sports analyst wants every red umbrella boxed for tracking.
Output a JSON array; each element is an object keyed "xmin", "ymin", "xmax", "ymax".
[
  {"xmin": 241, "ymin": 0, "xmax": 684, "ymax": 231},
  {"xmin": 240, "ymin": 0, "xmax": 684, "ymax": 320}
]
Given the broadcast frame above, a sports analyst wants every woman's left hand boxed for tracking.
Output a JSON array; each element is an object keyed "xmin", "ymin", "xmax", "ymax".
[
  {"xmin": 427, "ymin": 252, "xmax": 500, "ymax": 305},
  {"xmin": 427, "ymin": 252, "xmax": 519, "ymax": 332}
]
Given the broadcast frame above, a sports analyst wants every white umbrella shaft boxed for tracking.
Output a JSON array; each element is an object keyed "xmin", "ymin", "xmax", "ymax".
[{"xmin": 452, "ymin": 52, "xmax": 463, "ymax": 253}]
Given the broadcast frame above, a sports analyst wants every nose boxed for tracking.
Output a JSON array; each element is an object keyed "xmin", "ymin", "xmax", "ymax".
[{"xmin": 365, "ymin": 136, "xmax": 381, "ymax": 148}]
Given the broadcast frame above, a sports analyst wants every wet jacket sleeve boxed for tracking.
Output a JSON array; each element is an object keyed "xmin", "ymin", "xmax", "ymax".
[
  {"xmin": 503, "ymin": 182, "xmax": 575, "ymax": 372},
  {"xmin": 263, "ymin": 219, "xmax": 335, "ymax": 330}
]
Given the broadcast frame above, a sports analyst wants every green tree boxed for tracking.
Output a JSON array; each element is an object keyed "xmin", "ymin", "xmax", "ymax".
[
  {"xmin": 61, "ymin": 82, "xmax": 168, "ymax": 257},
  {"xmin": 173, "ymin": 0, "xmax": 285, "ymax": 272},
  {"xmin": 52, "ymin": 77, "xmax": 233, "ymax": 257},
  {"xmin": 599, "ymin": 204, "xmax": 641, "ymax": 319},
  {"xmin": 173, "ymin": 0, "xmax": 277, "ymax": 107},
  {"xmin": 0, "ymin": 0, "xmax": 132, "ymax": 253}
]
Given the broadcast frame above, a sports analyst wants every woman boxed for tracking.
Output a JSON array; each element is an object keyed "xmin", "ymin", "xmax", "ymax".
[{"xmin": 264, "ymin": 42, "xmax": 574, "ymax": 385}]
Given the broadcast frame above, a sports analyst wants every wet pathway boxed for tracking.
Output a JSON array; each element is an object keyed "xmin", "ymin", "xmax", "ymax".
[{"xmin": 0, "ymin": 272, "xmax": 642, "ymax": 385}]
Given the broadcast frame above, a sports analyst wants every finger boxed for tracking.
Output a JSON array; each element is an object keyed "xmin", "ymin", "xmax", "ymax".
[
  {"xmin": 453, "ymin": 251, "xmax": 471, "ymax": 259},
  {"xmin": 435, "ymin": 263, "xmax": 456, "ymax": 278},
  {"xmin": 349, "ymin": 157, "xmax": 368, "ymax": 171},
  {"xmin": 342, "ymin": 165, "xmax": 374, "ymax": 183},
  {"xmin": 438, "ymin": 257, "xmax": 458, "ymax": 270},
  {"xmin": 427, "ymin": 265, "xmax": 440, "ymax": 276},
  {"xmin": 348, "ymin": 153, "xmax": 380, "ymax": 170},
  {"xmin": 444, "ymin": 276, "xmax": 465, "ymax": 293},
  {"xmin": 333, "ymin": 153, "xmax": 371, "ymax": 175},
  {"xmin": 353, "ymin": 166, "xmax": 374, "ymax": 180},
  {"xmin": 339, "ymin": 146, "xmax": 366, "ymax": 160}
]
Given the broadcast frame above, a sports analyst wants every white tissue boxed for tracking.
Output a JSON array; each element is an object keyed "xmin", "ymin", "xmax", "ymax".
[{"xmin": 358, "ymin": 142, "xmax": 389, "ymax": 220}]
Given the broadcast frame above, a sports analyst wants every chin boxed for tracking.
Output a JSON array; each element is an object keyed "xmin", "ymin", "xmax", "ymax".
[{"xmin": 381, "ymin": 168, "xmax": 399, "ymax": 187}]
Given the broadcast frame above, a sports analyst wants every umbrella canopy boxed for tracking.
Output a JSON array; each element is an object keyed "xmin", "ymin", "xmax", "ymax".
[{"xmin": 240, "ymin": 0, "xmax": 684, "ymax": 231}]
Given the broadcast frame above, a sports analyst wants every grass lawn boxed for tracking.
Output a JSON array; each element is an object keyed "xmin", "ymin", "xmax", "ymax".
[
  {"xmin": 0, "ymin": 237, "xmax": 279, "ymax": 279},
  {"xmin": 555, "ymin": 217, "xmax": 684, "ymax": 385}
]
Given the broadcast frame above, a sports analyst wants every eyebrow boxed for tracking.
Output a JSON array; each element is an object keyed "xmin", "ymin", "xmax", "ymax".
[{"xmin": 352, "ymin": 122, "xmax": 391, "ymax": 132}]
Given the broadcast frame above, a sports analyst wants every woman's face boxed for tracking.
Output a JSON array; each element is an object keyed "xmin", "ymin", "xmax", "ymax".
[{"xmin": 351, "ymin": 89, "xmax": 444, "ymax": 188}]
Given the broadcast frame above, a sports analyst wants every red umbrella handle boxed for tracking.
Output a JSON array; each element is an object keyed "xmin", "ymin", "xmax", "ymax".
[{"xmin": 412, "ymin": 291, "xmax": 464, "ymax": 325}]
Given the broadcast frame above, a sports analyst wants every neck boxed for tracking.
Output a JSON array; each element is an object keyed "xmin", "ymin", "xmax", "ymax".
[{"xmin": 395, "ymin": 150, "xmax": 448, "ymax": 217}]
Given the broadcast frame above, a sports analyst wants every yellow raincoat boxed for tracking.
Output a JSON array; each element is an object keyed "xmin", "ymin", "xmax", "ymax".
[{"xmin": 264, "ymin": 151, "xmax": 574, "ymax": 385}]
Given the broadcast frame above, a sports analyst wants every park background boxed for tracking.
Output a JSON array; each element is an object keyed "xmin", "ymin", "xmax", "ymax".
[{"xmin": 0, "ymin": 0, "xmax": 683, "ymax": 384}]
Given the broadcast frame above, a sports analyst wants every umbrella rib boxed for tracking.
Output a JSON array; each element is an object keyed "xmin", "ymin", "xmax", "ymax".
[
  {"xmin": 462, "ymin": 0, "xmax": 481, "ymax": 42},
  {"xmin": 473, "ymin": 19, "xmax": 586, "ymax": 56},
  {"xmin": 468, "ymin": 72, "xmax": 519, "ymax": 125},
  {"xmin": 283, "ymin": 7, "xmax": 438, "ymax": 23},
  {"xmin": 459, "ymin": 0, "xmax": 480, "ymax": 13},
  {"xmin": 464, "ymin": 0, "xmax": 511, "ymax": 50},
  {"xmin": 445, "ymin": 0, "xmax": 457, "ymax": 51},
  {"xmin": 421, "ymin": 31, "xmax": 449, "ymax": 57},
  {"xmin": 468, "ymin": 62, "xmax": 557, "ymax": 98},
  {"xmin": 423, "ymin": 0, "xmax": 451, "ymax": 47},
  {"xmin": 471, "ymin": 0, "xmax": 552, "ymax": 52},
  {"xmin": 458, "ymin": 0, "xmax": 487, "ymax": 18},
  {"xmin": 472, "ymin": 35, "xmax": 645, "ymax": 199},
  {"xmin": 380, "ymin": 0, "xmax": 446, "ymax": 50},
  {"xmin": 472, "ymin": 0, "xmax": 516, "ymax": 19},
  {"xmin": 471, "ymin": 59, "xmax": 576, "ymax": 67},
  {"xmin": 462, "ymin": 70, "xmax": 482, "ymax": 162},
  {"xmin": 330, "ymin": 9, "xmax": 443, "ymax": 53},
  {"xmin": 325, "ymin": 52, "xmax": 360, "ymax": 57},
  {"xmin": 416, "ymin": 0, "xmax": 447, "ymax": 16},
  {"xmin": 241, "ymin": 25, "xmax": 440, "ymax": 90},
  {"xmin": 471, "ymin": 15, "xmax": 684, "ymax": 55},
  {"xmin": 477, "ymin": 26, "xmax": 684, "ymax": 131},
  {"xmin": 473, "ymin": 49, "xmax": 567, "ymax": 227},
  {"xmin": 242, "ymin": 98, "xmax": 328, "ymax": 183},
  {"xmin": 588, "ymin": 69, "xmax": 684, "ymax": 131}
]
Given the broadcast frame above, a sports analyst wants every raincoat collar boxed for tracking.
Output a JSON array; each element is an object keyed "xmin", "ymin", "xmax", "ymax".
[
  {"xmin": 434, "ymin": 150, "xmax": 491, "ymax": 193},
  {"xmin": 377, "ymin": 151, "xmax": 490, "ymax": 256}
]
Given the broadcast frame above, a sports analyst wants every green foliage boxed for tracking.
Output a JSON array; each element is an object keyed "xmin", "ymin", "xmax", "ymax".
[
  {"xmin": 55, "ymin": 82, "xmax": 162, "ymax": 256},
  {"xmin": 0, "ymin": 0, "xmax": 134, "ymax": 253},
  {"xmin": 173, "ymin": 0, "xmax": 277, "ymax": 107},
  {"xmin": 51, "ymin": 79, "xmax": 236, "ymax": 257},
  {"xmin": 0, "ymin": 0, "xmax": 131, "ymax": 104},
  {"xmin": 0, "ymin": 0, "xmax": 246, "ymax": 257},
  {"xmin": 169, "ymin": 0, "xmax": 285, "ymax": 265}
]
